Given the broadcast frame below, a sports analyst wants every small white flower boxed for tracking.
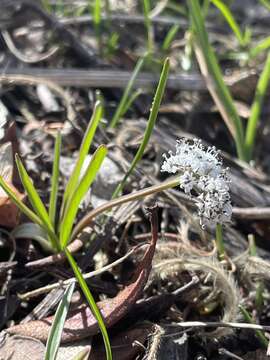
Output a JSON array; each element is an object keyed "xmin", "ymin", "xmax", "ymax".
[{"xmin": 161, "ymin": 138, "xmax": 232, "ymax": 227}]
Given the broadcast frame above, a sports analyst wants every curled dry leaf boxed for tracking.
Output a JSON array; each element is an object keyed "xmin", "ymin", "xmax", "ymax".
[
  {"xmin": 6, "ymin": 206, "xmax": 159, "ymax": 343},
  {"xmin": 0, "ymin": 142, "xmax": 24, "ymax": 228}
]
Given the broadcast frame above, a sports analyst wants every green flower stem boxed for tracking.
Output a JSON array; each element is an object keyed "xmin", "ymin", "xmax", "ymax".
[
  {"xmin": 71, "ymin": 176, "xmax": 180, "ymax": 240},
  {"xmin": 215, "ymin": 223, "xmax": 225, "ymax": 260}
]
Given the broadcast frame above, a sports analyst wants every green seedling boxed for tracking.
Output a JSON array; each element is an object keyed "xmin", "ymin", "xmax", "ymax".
[{"xmin": 0, "ymin": 100, "xmax": 112, "ymax": 359}]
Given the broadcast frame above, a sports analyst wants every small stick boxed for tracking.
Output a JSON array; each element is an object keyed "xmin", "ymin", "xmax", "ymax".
[
  {"xmin": 25, "ymin": 238, "xmax": 83, "ymax": 269},
  {"xmin": 175, "ymin": 321, "xmax": 270, "ymax": 332},
  {"xmin": 233, "ymin": 206, "xmax": 270, "ymax": 220},
  {"xmin": 20, "ymin": 245, "xmax": 143, "ymax": 300}
]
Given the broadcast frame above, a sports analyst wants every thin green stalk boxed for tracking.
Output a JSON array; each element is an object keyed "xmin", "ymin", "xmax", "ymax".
[
  {"xmin": 71, "ymin": 176, "xmax": 180, "ymax": 241},
  {"xmin": 64, "ymin": 248, "xmax": 112, "ymax": 360},
  {"xmin": 110, "ymin": 56, "xmax": 146, "ymax": 128},
  {"xmin": 245, "ymin": 51, "xmax": 270, "ymax": 161},
  {"xmin": 112, "ymin": 58, "xmax": 170, "ymax": 199},
  {"xmin": 215, "ymin": 223, "xmax": 225, "ymax": 260},
  {"xmin": 93, "ymin": 0, "xmax": 102, "ymax": 54},
  {"xmin": 49, "ymin": 132, "xmax": 61, "ymax": 228},
  {"xmin": 162, "ymin": 24, "xmax": 180, "ymax": 52},
  {"xmin": 239, "ymin": 305, "xmax": 268, "ymax": 348},
  {"xmin": 142, "ymin": 0, "xmax": 154, "ymax": 55}
]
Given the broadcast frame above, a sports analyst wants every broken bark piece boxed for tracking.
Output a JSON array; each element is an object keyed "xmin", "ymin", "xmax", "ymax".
[{"xmin": 7, "ymin": 206, "xmax": 159, "ymax": 343}]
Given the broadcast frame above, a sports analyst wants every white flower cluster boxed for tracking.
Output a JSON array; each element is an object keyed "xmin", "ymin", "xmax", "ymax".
[{"xmin": 161, "ymin": 138, "xmax": 232, "ymax": 228}]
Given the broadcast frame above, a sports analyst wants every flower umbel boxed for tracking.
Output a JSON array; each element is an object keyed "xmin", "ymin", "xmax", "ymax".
[{"xmin": 161, "ymin": 138, "xmax": 232, "ymax": 228}]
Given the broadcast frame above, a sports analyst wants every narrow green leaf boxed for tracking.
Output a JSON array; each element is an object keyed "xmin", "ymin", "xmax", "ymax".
[
  {"xmin": 15, "ymin": 154, "xmax": 53, "ymax": 232},
  {"xmin": 15, "ymin": 155, "xmax": 59, "ymax": 250},
  {"xmin": 110, "ymin": 56, "xmax": 146, "ymax": 128},
  {"xmin": 142, "ymin": 0, "xmax": 154, "ymax": 55},
  {"xmin": 49, "ymin": 131, "xmax": 61, "ymax": 228},
  {"xmin": 245, "ymin": 51, "xmax": 270, "ymax": 160},
  {"xmin": 45, "ymin": 282, "xmax": 75, "ymax": 360},
  {"xmin": 121, "ymin": 89, "xmax": 143, "ymax": 117},
  {"xmin": 60, "ymin": 145, "xmax": 107, "ymax": 248},
  {"xmin": 12, "ymin": 223, "xmax": 53, "ymax": 252},
  {"xmin": 64, "ymin": 248, "xmax": 112, "ymax": 360},
  {"xmin": 250, "ymin": 36, "xmax": 270, "ymax": 59},
  {"xmin": 239, "ymin": 305, "xmax": 268, "ymax": 348},
  {"xmin": 188, "ymin": 0, "xmax": 247, "ymax": 161},
  {"xmin": 0, "ymin": 176, "xmax": 44, "ymax": 228},
  {"xmin": 112, "ymin": 58, "xmax": 170, "ymax": 198},
  {"xmin": 162, "ymin": 24, "xmax": 180, "ymax": 52},
  {"xmin": 93, "ymin": 0, "xmax": 101, "ymax": 27},
  {"xmin": 211, "ymin": 0, "xmax": 246, "ymax": 46},
  {"xmin": 62, "ymin": 101, "xmax": 103, "ymax": 214}
]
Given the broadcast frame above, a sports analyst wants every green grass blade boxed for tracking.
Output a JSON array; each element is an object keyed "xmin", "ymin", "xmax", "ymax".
[
  {"xmin": 0, "ymin": 176, "xmax": 44, "ymax": 228},
  {"xmin": 64, "ymin": 248, "xmax": 112, "ymax": 360},
  {"xmin": 142, "ymin": 0, "xmax": 154, "ymax": 55},
  {"xmin": 93, "ymin": 0, "xmax": 101, "ymax": 27},
  {"xmin": 62, "ymin": 101, "xmax": 103, "ymax": 213},
  {"xmin": 245, "ymin": 51, "xmax": 270, "ymax": 161},
  {"xmin": 60, "ymin": 145, "xmax": 107, "ymax": 248},
  {"xmin": 249, "ymin": 36, "xmax": 270, "ymax": 59},
  {"xmin": 110, "ymin": 56, "xmax": 146, "ymax": 128},
  {"xmin": 45, "ymin": 282, "xmax": 75, "ymax": 360},
  {"xmin": 120, "ymin": 89, "xmax": 143, "ymax": 118},
  {"xmin": 49, "ymin": 131, "xmax": 61, "ymax": 228},
  {"xmin": 112, "ymin": 58, "xmax": 170, "ymax": 199},
  {"xmin": 188, "ymin": 0, "xmax": 247, "ymax": 161},
  {"xmin": 211, "ymin": 0, "xmax": 246, "ymax": 46},
  {"xmin": 239, "ymin": 305, "xmax": 268, "ymax": 348},
  {"xmin": 15, "ymin": 154, "xmax": 53, "ymax": 231},
  {"xmin": 93, "ymin": 0, "xmax": 102, "ymax": 51},
  {"xmin": 260, "ymin": 0, "xmax": 270, "ymax": 12},
  {"xmin": 162, "ymin": 24, "xmax": 180, "ymax": 52}
]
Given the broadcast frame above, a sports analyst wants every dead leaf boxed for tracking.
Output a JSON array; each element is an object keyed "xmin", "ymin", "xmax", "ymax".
[
  {"xmin": 0, "ymin": 335, "xmax": 45, "ymax": 360},
  {"xmin": 7, "ymin": 206, "xmax": 159, "ymax": 343}
]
